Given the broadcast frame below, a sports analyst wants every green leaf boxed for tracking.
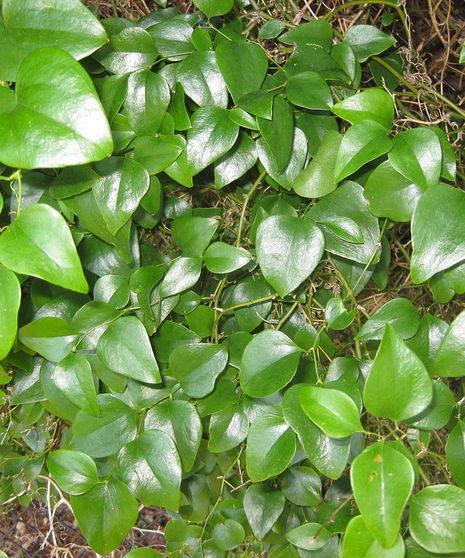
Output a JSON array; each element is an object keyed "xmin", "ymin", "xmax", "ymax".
[
  {"xmin": 334, "ymin": 121, "xmax": 392, "ymax": 182},
  {"xmin": 0, "ymin": 204, "xmax": 88, "ymax": 293},
  {"xmin": 344, "ymin": 25, "xmax": 396, "ymax": 62},
  {"xmin": 212, "ymin": 519, "xmax": 245, "ymax": 551},
  {"xmin": 134, "ymin": 135, "xmax": 183, "ymax": 175},
  {"xmin": 299, "ymin": 386, "xmax": 363, "ymax": 438},
  {"xmin": 409, "ymin": 485, "xmax": 465, "ymax": 554},
  {"xmin": 351, "ymin": 442, "xmax": 414, "ymax": 548},
  {"xmin": 51, "ymin": 164, "xmax": 100, "ymax": 200},
  {"xmin": 243, "ymin": 484, "xmax": 285, "ymax": 539},
  {"xmin": 177, "ymin": 50, "xmax": 228, "ymax": 108},
  {"xmin": 307, "ymin": 181, "xmax": 380, "ymax": 264},
  {"xmin": 123, "ymin": 550, "xmax": 163, "ymax": 558},
  {"xmin": 363, "ymin": 324, "xmax": 433, "ymax": 421},
  {"xmin": 256, "ymin": 215, "xmax": 324, "ymax": 297},
  {"xmin": 389, "ymin": 128, "xmax": 442, "ymax": 190},
  {"xmin": 193, "ymin": 0, "xmax": 233, "ymax": 17},
  {"xmin": 53, "ymin": 353, "xmax": 99, "ymax": 416},
  {"xmin": 446, "ymin": 421, "xmax": 465, "ymax": 488},
  {"xmin": 286, "ymin": 523, "xmax": 330, "ymax": 551},
  {"xmin": 46, "ymin": 449, "xmax": 98, "ymax": 495},
  {"xmin": 227, "ymin": 276, "xmax": 273, "ymax": 332},
  {"xmin": 0, "ymin": 0, "xmax": 107, "ymax": 81},
  {"xmin": 280, "ymin": 20, "xmax": 333, "ymax": 50},
  {"xmin": 325, "ymin": 297, "xmax": 356, "ymax": 330},
  {"xmin": 94, "ymin": 26, "xmax": 158, "ymax": 73},
  {"xmin": 240, "ymin": 329, "xmax": 301, "ymax": 397},
  {"xmin": 0, "ymin": 48, "xmax": 112, "ymax": 169},
  {"xmin": 259, "ymin": 19, "xmax": 285, "ymax": 40},
  {"xmin": 216, "ymin": 40, "xmax": 268, "ymax": 104},
  {"xmin": 71, "ymin": 394, "xmax": 137, "ymax": 458},
  {"xmin": 287, "ymin": 71, "xmax": 333, "ymax": 111},
  {"xmin": 282, "ymin": 466, "xmax": 322, "ymax": 507},
  {"xmin": 293, "ymin": 130, "xmax": 342, "ymax": 198},
  {"xmin": 332, "ymin": 89, "xmax": 394, "ymax": 129},
  {"xmin": 411, "ymin": 184, "xmax": 465, "ymax": 283},
  {"xmin": 93, "ymin": 157, "xmax": 150, "ymax": 235},
  {"xmin": 365, "ymin": 160, "xmax": 422, "ymax": 222},
  {"xmin": 356, "ymin": 297, "xmax": 419, "ymax": 341},
  {"xmin": 125, "ymin": 70, "xmax": 170, "ymax": 135},
  {"xmin": 97, "ymin": 316, "xmax": 161, "ymax": 384},
  {"xmin": 246, "ymin": 412, "xmax": 296, "ymax": 482},
  {"xmin": 342, "ymin": 515, "xmax": 405, "ymax": 558},
  {"xmin": 187, "ymin": 106, "xmax": 239, "ymax": 174},
  {"xmin": 208, "ymin": 404, "xmax": 248, "ymax": 453},
  {"xmin": 0, "ymin": 268, "xmax": 21, "ymax": 360},
  {"xmin": 283, "ymin": 384, "xmax": 351, "ymax": 479},
  {"xmin": 145, "ymin": 400, "xmax": 202, "ymax": 472},
  {"xmin": 71, "ymin": 477, "xmax": 138, "ymax": 555},
  {"xmin": 204, "ymin": 242, "xmax": 251, "ymax": 274},
  {"xmin": 214, "ymin": 132, "xmax": 257, "ymax": 188},
  {"xmin": 433, "ymin": 312, "xmax": 465, "ymax": 378},
  {"xmin": 159, "ymin": 257, "xmax": 202, "ymax": 298},
  {"xmin": 118, "ymin": 429, "xmax": 182, "ymax": 510},
  {"xmin": 172, "ymin": 215, "xmax": 218, "ymax": 258},
  {"xmin": 169, "ymin": 343, "xmax": 228, "ymax": 398},
  {"xmin": 19, "ymin": 317, "xmax": 78, "ymax": 362},
  {"xmin": 257, "ymin": 97, "xmax": 294, "ymax": 172}
]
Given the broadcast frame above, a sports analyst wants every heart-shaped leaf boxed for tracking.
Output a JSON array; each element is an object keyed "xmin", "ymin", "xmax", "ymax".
[
  {"xmin": 256, "ymin": 215, "xmax": 325, "ymax": 296},
  {"xmin": 47, "ymin": 449, "xmax": 99, "ymax": 496},
  {"xmin": 433, "ymin": 310, "xmax": 465, "ymax": 377},
  {"xmin": 0, "ymin": 268, "xmax": 21, "ymax": 360},
  {"xmin": 356, "ymin": 297, "xmax": 419, "ymax": 341},
  {"xmin": 344, "ymin": 25, "xmax": 396, "ymax": 62},
  {"xmin": 0, "ymin": 48, "xmax": 113, "ymax": 169},
  {"xmin": 342, "ymin": 515, "xmax": 405, "ymax": 558},
  {"xmin": 351, "ymin": 442, "xmax": 414, "ymax": 548},
  {"xmin": 0, "ymin": 204, "xmax": 88, "ymax": 293},
  {"xmin": 332, "ymin": 89, "xmax": 394, "ymax": 129},
  {"xmin": 243, "ymin": 484, "xmax": 285, "ymax": 539}
]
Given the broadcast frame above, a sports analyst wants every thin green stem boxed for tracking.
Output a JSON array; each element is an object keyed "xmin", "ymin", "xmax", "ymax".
[
  {"xmin": 221, "ymin": 294, "xmax": 277, "ymax": 314},
  {"xmin": 235, "ymin": 170, "xmax": 266, "ymax": 247},
  {"xmin": 276, "ymin": 300, "xmax": 299, "ymax": 330}
]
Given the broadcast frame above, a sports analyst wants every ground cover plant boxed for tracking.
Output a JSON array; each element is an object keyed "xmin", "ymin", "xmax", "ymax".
[{"xmin": 1, "ymin": 0, "xmax": 465, "ymax": 556}]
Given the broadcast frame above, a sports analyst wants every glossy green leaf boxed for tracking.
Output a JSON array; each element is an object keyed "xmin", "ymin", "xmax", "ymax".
[
  {"xmin": 123, "ymin": 550, "xmax": 163, "ymax": 558},
  {"xmin": 243, "ymin": 484, "xmax": 285, "ymax": 539},
  {"xmin": 257, "ymin": 97, "xmax": 294, "ymax": 172},
  {"xmin": 0, "ymin": 0, "xmax": 107, "ymax": 81},
  {"xmin": 177, "ymin": 50, "xmax": 228, "ymax": 108},
  {"xmin": 325, "ymin": 297, "xmax": 356, "ymax": 330},
  {"xmin": 409, "ymin": 485, "xmax": 465, "ymax": 554},
  {"xmin": 216, "ymin": 40, "xmax": 268, "ymax": 104},
  {"xmin": 406, "ymin": 380, "xmax": 455, "ymax": 430},
  {"xmin": 389, "ymin": 128, "xmax": 442, "ymax": 190},
  {"xmin": 214, "ymin": 132, "xmax": 257, "ymax": 188},
  {"xmin": 71, "ymin": 394, "xmax": 137, "ymax": 458},
  {"xmin": 19, "ymin": 317, "xmax": 78, "ymax": 363},
  {"xmin": 307, "ymin": 181, "xmax": 380, "ymax": 264},
  {"xmin": 53, "ymin": 353, "xmax": 99, "ymax": 416},
  {"xmin": 363, "ymin": 324, "xmax": 433, "ymax": 421},
  {"xmin": 0, "ymin": 268, "xmax": 21, "ymax": 360},
  {"xmin": 432, "ymin": 311, "xmax": 465, "ymax": 377},
  {"xmin": 259, "ymin": 19, "xmax": 285, "ymax": 39},
  {"xmin": 213, "ymin": 519, "xmax": 245, "ymax": 551},
  {"xmin": 133, "ymin": 134, "xmax": 183, "ymax": 175},
  {"xmin": 169, "ymin": 343, "xmax": 228, "ymax": 398},
  {"xmin": 171, "ymin": 215, "xmax": 218, "ymax": 257},
  {"xmin": 342, "ymin": 515, "xmax": 405, "ymax": 558},
  {"xmin": 344, "ymin": 25, "xmax": 396, "ymax": 62},
  {"xmin": 0, "ymin": 204, "xmax": 88, "ymax": 293},
  {"xmin": 204, "ymin": 242, "xmax": 251, "ymax": 274},
  {"xmin": 71, "ymin": 478, "xmax": 138, "ymax": 555},
  {"xmin": 46, "ymin": 449, "xmax": 98, "ymax": 495},
  {"xmin": 147, "ymin": 18, "xmax": 193, "ymax": 61},
  {"xmin": 256, "ymin": 215, "xmax": 324, "ymax": 296},
  {"xmin": 145, "ymin": 400, "xmax": 202, "ymax": 472},
  {"xmin": 446, "ymin": 421, "xmax": 465, "ymax": 488},
  {"xmin": 240, "ymin": 329, "xmax": 301, "ymax": 397},
  {"xmin": 334, "ymin": 121, "xmax": 392, "ymax": 182},
  {"xmin": 51, "ymin": 164, "xmax": 100, "ymax": 200},
  {"xmin": 281, "ymin": 20, "xmax": 333, "ymax": 50},
  {"xmin": 282, "ymin": 466, "xmax": 322, "ymax": 507},
  {"xmin": 227, "ymin": 276, "xmax": 273, "ymax": 332},
  {"xmin": 208, "ymin": 405, "xmax": 248, "ymax": 453},
  {"xmin": 246, "ymin": 412, "xmax": 296, "ymax": 482},
  {"xmin": 332, "ymin": 89, "xmax": 394, "ymax": 129},
  {"xmin": 356, "ymin": 297, "xmax": 419, "ymax": 341},
  {"xmin": 411, "ymin": 184, "xmax": 465, "ymax": 283},
  {"xmin": 365, "ymin": 160, "xmax": 422, "ymax": 222},
  {"xmin": 118, "ymin": 429, "xmax": 181, "ymax": 510},
  {"xmin": 293, "ymin": 130, "xmax": 342, "ymax": 198},
  {"xmin": 283, "ymin": 384, "xmax": 350, "ymax": 479},
  {"xmin": 299, "ymin": 386, "xmax": 363, "ymax": 438},
  {"xmin": 186, "ymin": 106, "xmax": 239, "ymax": 174},
  {"xmin": 286, "ymin": 523, "xmax": 330, "ymax": 551},
  {"xmin": 193, "ymin": 0, "xmax": 233, "ymax": 17},
  {"xmin": 351, "ymin": 442, "xmax": 414, "ymax": 548},
  {"xmin": 97, "ymin": 316, "xmax": 161, "ymax": 384},
  {"xmin": 0, "ymin": 48, "xmax": 112, "ymax": 169},
  {"xmin": 287, "ymin": 71, "xmax": 333, "ymax": 111},
  {"xmin": 125, "ymin": 70, "xmax": 170, "ymax": 135},
  {"xmin": 159, "ymin": 257, "xmax": 202, "ymax": 298}
]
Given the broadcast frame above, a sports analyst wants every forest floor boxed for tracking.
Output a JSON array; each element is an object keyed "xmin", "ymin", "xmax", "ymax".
[{"xmin": 1, "ymin": 0, "xmax": 464, "ymax": 556}]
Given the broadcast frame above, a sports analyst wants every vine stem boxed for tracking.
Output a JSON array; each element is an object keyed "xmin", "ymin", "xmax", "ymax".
[{"xmin": 235, "ymin": 170, "xmax": 267, "ymax": 247}]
